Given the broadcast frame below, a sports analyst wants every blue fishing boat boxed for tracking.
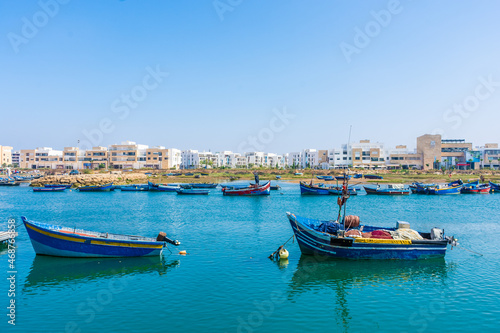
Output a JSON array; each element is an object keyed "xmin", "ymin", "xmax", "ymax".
[
  {"xmin": 33, "ymin": 186, "xmax": 67, "ymax": 192},
  {"xmin": 316, "ymin": 175, "xmax": 334, "ymax": 181},
  {"xmin": 220, "ymin": 183, "xmax": 251, "ymax": 190},
  {"xmin": 0, "ymin": 180, "xmax": 20, "ymax": 186},
  {"xmin": 156, "ymin": 184, "xmax": 180, "ymax": 192},
  {"xmin": 190, "ymin": 183, "xmax": 218, "ymax": 188},
  {"xmin": 44, "ymin": 184, "xmax": 73, "ymax": 189},
  {"xmin": 276, "ymin": 175, "xmax": 281, "ymax": 180},
  {"xmin": 363, "ymin": 184, "xmax": 411, "ymax": 195},
  {"xmin": 120, "ymin": 184, "xmax": 150, "ymax": 191},
  {"xmin": 270, "ymin": 184, "xmax": 281, "ymax": 190},
  {"xmin": 327, "ymin": 186, "xmax": 357, "ymax": 195},
  {"xmin": 287, "ymin": 213, "xmax": 455, "ymax": 260},
  {"xmin": 300, "ymin": 182, "xmax": 330, "ymax": 195},
  {"xmin": 22, "ymin": 216, "xmax": 180, "ymax": 257},
  {"xmin": 489, "ymin": 181, "xmax": 500, "ymax": 192},
  {"xmin": 294, "ymin": 172, "xmax": 303, "ymax": 176},
  {"xmin": 427, "ymin": 184, "xmax": 462, "ymax": 195},
  {"xmin": 176, "ymin": 188, "xmax": 209, "ymax": 195},
  {"xmin": 335, "ymin": 175, "xmax": 351, "ymax": 180},
  {"xmin": 364, "ymin": 174, "xmax": 383, "ymax": 180},
  {"xmin": 77, "ymin": 182, "xmax": 114, "ymax": 192},
  {"xmin": 222, "ymin": 181, "xmax": 271, "ymax": 196},
  {"xmin": 353, "ymin": 173, "xmax": 363, "ymax": 179},
  {"xmin": 410, "ymin": 182, "xmax": 436, "ymax": 194}
]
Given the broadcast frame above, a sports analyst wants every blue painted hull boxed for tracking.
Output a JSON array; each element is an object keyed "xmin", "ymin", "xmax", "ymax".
[
  {"xmin": 78, "ymin": 183, "xmax": 114, "ymax": 192},
  {"xmin": 489, "ymin": 181, "xmax": 500, "ymax": 191},
  {"xmin": 428, "ymin": 185, "xmax": 462, "ymax": 195},
  {"xmin": 22, "ymin": 217, "xmax": 164, "ymax": 257},
  {"xmin": 300, "ymin": 183, "xmax": 330, "ymax": 195},
  {"xmin": 287, "ymin": 213, "xmax": 447, "ymax": 260},
  {"xmin": 44, "ymin": 184, "xmax": 72, "ymax": 189},
  {"xmin": 33, "ymin": 187, "xmax": 66, "ymax": 192},
  {"xmin": 120, "ymin": 184, "xmax": 150, "ymax": 191}
]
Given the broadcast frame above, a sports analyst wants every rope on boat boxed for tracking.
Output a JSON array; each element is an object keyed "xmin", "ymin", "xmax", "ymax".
[
  {"xmin": 269, "ymin": 235, "xmax": 294, "ymax": 259},
  {"xmin": 454, "ymin": 244, "xmax": 483, "ymax": 256}
]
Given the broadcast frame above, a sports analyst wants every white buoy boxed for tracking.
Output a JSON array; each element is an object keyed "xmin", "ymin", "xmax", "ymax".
[{"xmin": 278, "ymin": 248, "xmax": 289, "ymax": 259}]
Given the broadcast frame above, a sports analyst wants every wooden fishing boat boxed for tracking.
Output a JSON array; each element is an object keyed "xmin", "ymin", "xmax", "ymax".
[
  {"xmin": 156, "ymin": 184, "xmax": 180, "ymax": 192},
  {"xmin": 300, "ymin": 182, "xmax": 330, "ymax": 195},
  {"xmin": 276, "ymin": 175, "xmax": 281, "ymax": 180},
  {"xmin": 184, "ymin": 173, "xmax": 194, "ymax": 176},
  {"xmin": 353, "ymin": 173, "xmax": 363, "ymax": 179},
  {"xmin": 287, "ymin": 213, "xmax": 455, "ymax": 260},
  {"xmin": 461, "ymin": 183, "xmax": 491, "ymax": 194},
  {"xmin": 489, "ymin": 181, "xmax": 500, "ymax": 192},
  {"xmin": 294, "ymin": 172, "xmax": 303, "ymax": 176},
  {"xmin": 410, "ymin": 182, "xmax": 436, "ymax": 194},
  {"xmin": 77, "ymin": 182, "xmax": 114, "ymax": 192},
  {"xmin": 190, "ymin": 183, "xmax": 218, "ymax": 188},
  {"xmin": 222, "ymin": 181, "xmax": 271, "ymax": 196},
  {"xmin": 22, "ymin": 216, "xmax": 180, "ymax": 257},
  {"xmin": 176, "ymin": 188, "xmax": 209, "ymax": 195},
  {"xmin": 363, "ymin": 184, "xmax": 411, "ymax": 195},
  {"xmin": 33, "ymin": 186, "xmax": 67, "ymax": 192},
  {"xmin": 327, "ymin": 186, "xmax": 357, "ymax": 195},
  {"xmin": 364, "ymin": 174, "xmax": 383, "ymax": 180},
  {"xmin": 335, "ymin": 175, "xmax": 351, "ymax": 180},
  {"xmin": 201, "ymin": 173, "xmax": 209, "ymax": 176},
  {"xmin": 44, "ymin": 184, "xmax": 73, "ymax": 189},
  {"xmin": 316, "ymin": 176, "xmax": 334, "ymax": 181},
  {"xmin": 427, "ymin": 184, "xmax": 462, "ymax": 195},
  {"xmin": 270, "ymin": 184, "xmax": 281, "ymax": 190},
  {"xmin": 120, "ymin": 184, "xmax": 150, "ymax": 191},
  {"xmin": 220, "ymin": 183, "xmax": 252, "ymax": 190}
]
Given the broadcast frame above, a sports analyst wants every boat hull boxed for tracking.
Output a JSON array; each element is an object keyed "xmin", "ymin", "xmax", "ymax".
[
  {"xmin": 33, "ymin": 187, "xmax": 66, "ymax": 192},
  {"xmin": 23, "ymin": 218, "xmax": 163, "ymax": 258},
  {"xmin": 489, "ymin": 181, "xmax": 500, "ymax": 191},
  {"xmin": 287, "ymin": 213, "xmax": 447, "ymax": 260},
  {"xmin": 78, "ymin": 183, "xmax": 113, "ymax": 192},
  {"xmin": 428, "ymin": 185, "xmax": 462, "ymax": 195},
  {"xmin": 223, "ymin": 181, "xmax": 271, "ymax": 196},
  {"xmin": 300, "ymin": 182, "xmax": 329, "ymax": 195},
  {"xmin": 363, "ymin": 186, "xmax": 410, "ymax": 195}
]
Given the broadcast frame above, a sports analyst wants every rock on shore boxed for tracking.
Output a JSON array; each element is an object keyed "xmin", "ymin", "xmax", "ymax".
[{"xmin": 30, "ymin": 173, "xmax": 149, "ymax": 187}]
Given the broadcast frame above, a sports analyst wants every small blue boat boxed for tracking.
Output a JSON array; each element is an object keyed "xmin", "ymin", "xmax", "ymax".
[
  {"xmin": 22, "ymin": 216, "xmax": 180, "ymax": 258},
  {"xmin": 44, "ymin": 184, "xmax": 73, "ymax": 189},
  {"xmin": 77, "ymin": 183, "xmax": 114, "ymax": 192},
  {"xmin": 316, "ymin": 175, "xmax": 334, "ymax": 181},
  {"xmin": 190, "ymin": 183, "xmax": 218, "ymax": 188},
  {"xmin": 364, "ymin": 184, "xmax": 411, "ymax": 195},
  {"xmin": 176, "ymin": 188, "xmax": 209, "ymax": 195},
  {"xmin": 300, "ymin": 182, "xmax": 330, "ymax": 195},
  {"xmin": 353, "ymin": 173, "xmax": 363, "ymax": 179},
  {"xmin": 327, "ymin": 186, "xmax": 357, "ymax": 195},
  {"xmin": 120, "ymin": 184, "xmax": 149, "ymax": 191},
  {"xmin": 276, "ymin": 175, "xmax": 281, "ymax": 180},
  {"xmin": 33, "ymin": 186, "xmax": 67, "ymax": 192},
  {"xmin": 335, "ymin": 175, "xmax": 351, "ymax": 180},
  {"xmin": 427, "ymin": 184, "xmax": 462, "ymax": 195},
  {"xmin": 157, "ymin": 184, "xmax": 180, "ymax": 192},
  {"xmin": 489, "ymin": 181, "xmax": 500, "ymax": 192}
]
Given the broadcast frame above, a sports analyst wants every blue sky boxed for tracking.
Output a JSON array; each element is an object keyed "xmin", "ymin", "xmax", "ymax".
[{"xmin": 1, "ymin": 0, "xmax": 499, "ymax": 153}]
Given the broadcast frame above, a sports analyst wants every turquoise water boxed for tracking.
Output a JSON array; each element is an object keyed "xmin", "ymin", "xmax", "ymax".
[{"xmin": 1, "ymin": 183, "xmax": 499, "ymax": 333}]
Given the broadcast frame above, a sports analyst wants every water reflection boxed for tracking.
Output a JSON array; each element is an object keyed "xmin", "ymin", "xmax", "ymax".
[
  {"xmin": 24, "ymin": 255, "xmax": 180, "ymax": 292},
  {"xmin": 287, "ymin": 255, "xmax": 453, "ymax": 332}
]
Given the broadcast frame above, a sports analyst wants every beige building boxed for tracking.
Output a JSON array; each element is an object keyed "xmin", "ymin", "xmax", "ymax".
[
  {"xmin": 109, "ymin": 141, "xmax": 148, "ymax": 169},
  {"xmin": 417, "ymin": 134, "xmax": 442, "ymax": 170},
  {"xmin": 0, "ymin": 145, "xmax": 13, "ymax": 166},
  {"xmin": 351, "ymin": 140, "xmax": 386, "ymax": 168},
  {"xmin": 83, "ymin": 146, "xmax": 109, "ymax": 169},
  {"xmin": 62, "ymin": 147, "xmax": 85, "ymax": 170},
  {"xmin": 387, "ymin": 145, "xmax": 423, "ymax": 169},
  {"xmin": 20, "ymin": 147, "xmax": 63, "ymax": 169},
  {"xmin": 145, "ymin": 146, "xmax": 171, "ymax": 169}
]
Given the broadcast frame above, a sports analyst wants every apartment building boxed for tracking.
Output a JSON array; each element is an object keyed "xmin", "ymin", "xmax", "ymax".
[
  {"xmin": 109, "ymin": 141, "xmax": 148, "ymax": 169},
  {"xmin": 62, "ymin": 147, "xmax": 85, "ymax": 170},
  {"xmin": 20, "ymin": 147, "xmax": 63, "ymax": 169},
  {"xmin": 83, "ymin": 146, "xmax": 109, "ymax": 169},
  {"xmin": 478, "ymin": 143, "xmax": 500, "ymax": 169},
  {"xmin": 0, "ymin": 145, "xmax": 13, "ymax": 166},
  {"xmin": 12, "ymin": 151, "xmax": 20, "ymax": 166},
  {"xmin": 387, "ymin": 145, "xmax": 422, "ymax": 169}
]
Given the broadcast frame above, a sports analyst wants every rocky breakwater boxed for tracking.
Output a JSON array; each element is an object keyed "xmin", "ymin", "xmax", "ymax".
[{"xmin": 30, "ymin": 173, "xmax": 149, "ymax": 187}]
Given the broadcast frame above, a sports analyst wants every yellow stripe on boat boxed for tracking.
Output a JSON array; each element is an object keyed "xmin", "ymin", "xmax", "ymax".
[
  {"xmin": 90, "ymin": 240, "xmax": 162, "ymax": 248},
  {"xmin": 354, "ymin": 238, "xmax": 412, "ymax": 245},
  {"xmin": 26, "ymin": 223, "xmax": 86, "ymax": 243}
]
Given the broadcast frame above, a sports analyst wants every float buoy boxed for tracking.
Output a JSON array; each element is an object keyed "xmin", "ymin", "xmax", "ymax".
[
  {"xmin": 278, "ymin": 248, "xmax": 289, "ymax": 259},
  {"xmin": 179, "ymin": 250, "xmax": 187, "ymax": 255}
]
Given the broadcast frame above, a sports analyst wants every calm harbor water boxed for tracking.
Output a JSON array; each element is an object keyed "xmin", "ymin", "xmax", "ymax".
[{"xmin": 1, "ymin": 182, "xmax": 499, "ymax": 333}]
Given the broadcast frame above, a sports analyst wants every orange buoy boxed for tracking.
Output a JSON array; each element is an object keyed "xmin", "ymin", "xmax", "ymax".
[{"xmin": 179, "ymin": 250, "xmax": 187, "ymax": 255}]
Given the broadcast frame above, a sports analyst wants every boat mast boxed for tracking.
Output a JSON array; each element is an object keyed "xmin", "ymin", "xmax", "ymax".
[{"xmin": 339, "ymin": 126, "xmax": 352, "ymax": 230}]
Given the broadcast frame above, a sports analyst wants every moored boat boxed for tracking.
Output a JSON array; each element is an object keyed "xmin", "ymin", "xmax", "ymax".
[
  {"xmin": 489, "ymin": 181, "xmax": 500, "ymax": 192},
  {"xmin": 0, "ymin": 180, "xmax": 20, "ymax": 186},
  {"xmin": 190, "ymin": 183, "xmax": 218, "ymax": 188},
  {"xmin": 222, "ymin": 181, "xmax": 271, "ymax": 196},
  {"xmin": 427, "ymin": 184, "xmax": 462, "ymax": 195},
  {"xmin": 77, "ymin": 182, "xmax": 114, "ymax": 192},
  {"xmin": 120, "ymin": 184, "xmax": 150, "ymax": 191},
  {"xmin": 300, "ymin": 182, "xmax": 330, "ymax": 195},
  {"xmin": 157, "ymin": 184, "xmax": 180, "ymax": 192},
  {"xmin": 22, "ymin": 216, "xmax": 180, "ymax": 257},
  {"xmin": 176, "ymin": 188, "xmax": 209, "ymax": 195},
  {"xmin": 270, "ymin": 184, "xmax": 281, "ymax": 190},
  {"xmin": 33, "ymin": 186, "xmax": 67, "ymax": 192},
  {"xmin": 461, "ymin": 183, "xmax": 491, "ymax": 194},
  {"xmin": 327, "ymin": 185, "xmax": 357, "ymax": 195},
  {"xmin": 363, "ymin": 184, "xmax": 411, "ymax": 195},
  {"xmin": 44, "ymin": 184, "xmax": 73, "ymax": 189}
]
